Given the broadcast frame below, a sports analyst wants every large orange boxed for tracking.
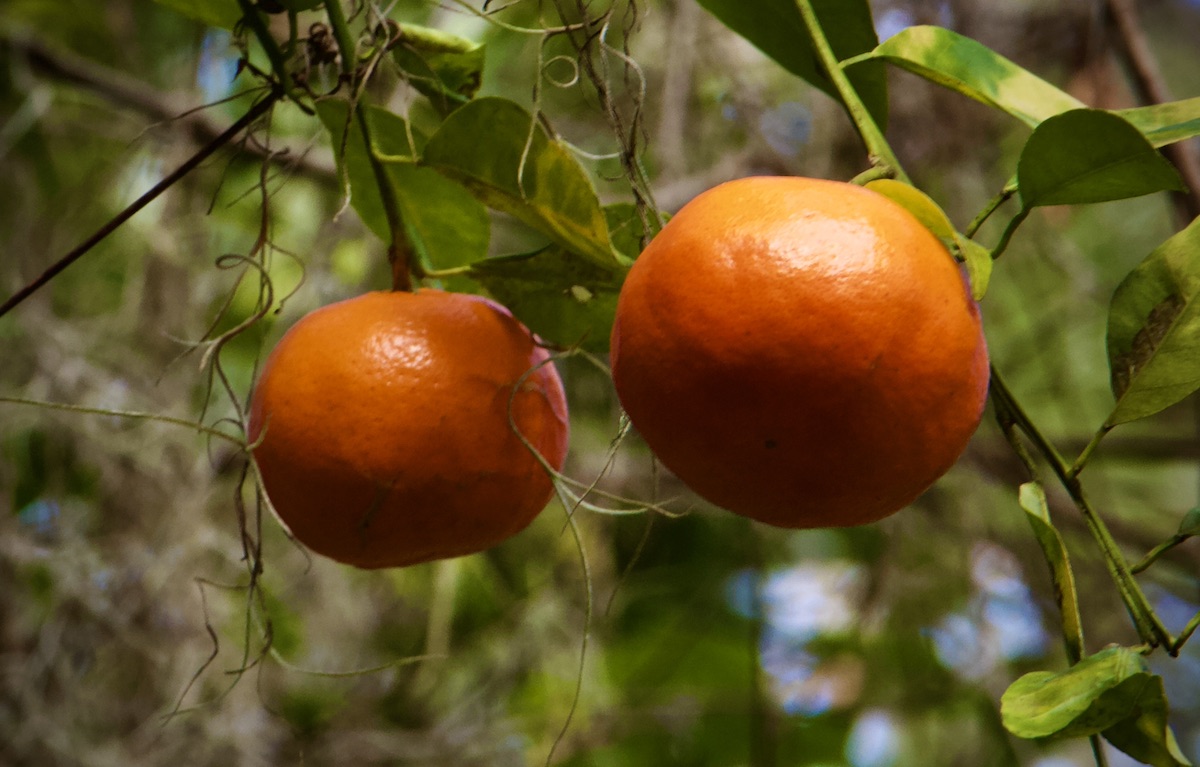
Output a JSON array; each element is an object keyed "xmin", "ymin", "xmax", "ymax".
[
  {"xmin": 248, "ymin": 289, "xmax": 569, "ymax": 568},
  {"xmin": 610, "ymin": 176, "xmax": 989, "ymax": 528}
]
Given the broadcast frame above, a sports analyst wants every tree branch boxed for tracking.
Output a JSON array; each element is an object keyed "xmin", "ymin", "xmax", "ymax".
[
  {"xmin": 1106, "ymin": 0, "xmax": 1200, "ymax": 222},
  {"xmin": 0, "ymin": 29, "xmax": 336, "ymax": 181},
  {"xmin": 0, "ymin": 91, "xmax": 282, "ymax": 319}
]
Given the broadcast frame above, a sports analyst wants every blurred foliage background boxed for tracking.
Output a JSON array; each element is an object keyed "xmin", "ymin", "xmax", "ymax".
[{"xmin": 1, "ymin": 0, "xmax": 1199, "ymax": 765}]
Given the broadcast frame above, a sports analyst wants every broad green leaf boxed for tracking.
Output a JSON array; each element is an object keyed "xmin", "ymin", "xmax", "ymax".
[
  {"xmin": 1106, "ymin": 216, "xmax": 1200, "ymax": 425},
  {"xmin": 863, "ymin": 26, "xmax": 1084, "ymax": 127},
  {"xmin": 154, "ymin": 0, "xmax": 241, "ymax": 28},
  {"xmin": 1119, "ymin": 96, "xmax": 1200, "ymax": 148},
  {"xmin": 1018, "ymin": 483, "xmax": 1084, "ymax": 663},
  {"xmin": 1018, "ymin": 110, "xmax": 1184, "ymax": 208},
  {"xmin": 956, "ymin": 234, "xmax": 992, "ymax": 301},
  {"xmin": 695, "ymin": 0, "xmax": 887, "ymax": 128},
  {"xmin": 423, "ymin": 97, "xmax": 621, "ymax": 269},
  {"xmin": 392, "ymin": 24, "xmax": 485, "ymax": 117},
  {"xmin": 317, "ymin": 100, "xmax": 489, "ymax": 271},
  {"xmin": 862, "ymin": 180, "xmax": 992, "ymax": 300},
  {"xmin": 468, "ymin": 247, "xmax": 624, "ymax": 353},
  {"xmin": 602, "ymin": 202, "xmax": 652, "ymax": 262},
  {"xmin": 864, "ymin": 179, "xmax": 956, "ymax": 242},
  {"xmin": 1101, "ymin": 674, "xmax": 1193, "ymax": 767},
  {"xmin": 1001, "ymin": 646, "xmax": 1150, "ymax": 739},
  {"xmin": 468, "ymin": 205, "xmax": 632, "ymax": 352}
]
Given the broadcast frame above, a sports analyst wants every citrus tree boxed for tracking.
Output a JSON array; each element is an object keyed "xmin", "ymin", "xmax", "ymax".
[{"xmin": 2, "ymin": 1, "xmax": 1200, "ymax": 765}]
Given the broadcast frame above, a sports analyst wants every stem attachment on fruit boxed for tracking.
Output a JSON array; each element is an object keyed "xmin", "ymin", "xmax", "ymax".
[{"xmin": 792, "ymin": 0, "xmax": 909, "ymax": 183}]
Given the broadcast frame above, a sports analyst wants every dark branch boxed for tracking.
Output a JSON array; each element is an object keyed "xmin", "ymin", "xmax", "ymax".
[
  {"xmin": 0, "ymin": 91, "xmax": 282, "ymax": 319},
  {"xmin": 0, "ymin": 29, "xmax": 336, "ymax": 181},
  {"xmin": 1106, "ymin": 0, "xmax": 1200, "ymax": 222}
]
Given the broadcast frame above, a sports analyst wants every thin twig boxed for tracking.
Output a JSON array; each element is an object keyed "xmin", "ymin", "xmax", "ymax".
[
  {"xmin": 0, "ymin": 90, "xmax": 281, "ymax": 319},
  {"xmin": 1106, "ymin": 0, "xmax": 1200, "ymax": 221},
  {"xmin": 0, "ymin": 30, "xmax": 336, "ymax": 179}
]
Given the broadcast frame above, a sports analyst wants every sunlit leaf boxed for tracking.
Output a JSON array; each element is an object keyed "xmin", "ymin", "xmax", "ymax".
[
  {"xmin": 1106, "ymin": 215, "xmax": 1200, "ymax": 425},
  {"xmin": 317, "ymin": 100, "xmax": 489, "ymax": 271},
  {"xmin": 423, "ymin": 97, "xmax": 621, "ymax": 269},
  {"xmin": 391, "ymin": 24, "xmax": 485, "ymax": 117},
  {"xmin": 1018, "ymin": 110, "xmax": 1184, "ymax": 208},
  {"xmin": 956, "ymin": 234, "xmax": 992, "ymax": 301},
  {"xmin": 695, "ymin": 0, "xmax": 887, "ymax": 127},
  {"xmin": 1001, "ymin": 646, "xmax": 1150, "ymax": 739},
  {"xmin": 1018, "ymin": 483, "xmax": 1084, "ymax": 663},
  {"xmin": 864, "ymin": 179, "xmax": 955, "ymax": 242},
  {"xmin": 862, "ymin": 25, "xmax": 1084, "ymax": 127},
  {"xmin": 1119, "ymin": 96, "xmax": 1200, "ymax": 148},
  {"xmin": 861, "ymin": 180, "xmax": 991, "ymax": 300},
  {"xmin": 153, "ymin": 0, "xmax": 241, "ymax": 28}
]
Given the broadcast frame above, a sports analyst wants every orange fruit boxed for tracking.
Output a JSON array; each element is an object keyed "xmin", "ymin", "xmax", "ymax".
[
  {"xmin": 248, "ymin": 289, "xmax": 569, "ymax": 568},
  {"xmin": 610, "ymin": 176, "xmax": 989, "ymax": 528}
]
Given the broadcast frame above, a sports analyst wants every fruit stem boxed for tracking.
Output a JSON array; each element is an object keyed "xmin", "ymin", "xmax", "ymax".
[
  {"xmin": 324, "ymin": 0, "xmax": 420, "ymax": 291},
  {"xmin": 792, "ymin": 0, "xmax": 910, "ymax": 183},
  {"xmin": 989, "ymin": 365, "xmax": 1174, "ymax": 650}
]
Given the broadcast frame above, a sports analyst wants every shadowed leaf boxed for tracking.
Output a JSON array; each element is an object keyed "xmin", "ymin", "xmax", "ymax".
[
  {"xmin": 696, "ymin": 0, "xmax": 887, "ymax": 127},
  {"xmin": 468, "ymin": 206, "xmax": 635, "ymax": 352},
  {"xmin": 423, "ymin": 97, "xmax": 621, "ymax": 269},
  {"xmin": 1018, "ymin": 110, "xmax": 1184, "ymax": 208},
  {"xmin": 391, "ymin": 25, "xmax": 485, "ymax": 117},
  {"xmin": 317, "ymin": 100, "xmax": 489, "ymax": 271}
]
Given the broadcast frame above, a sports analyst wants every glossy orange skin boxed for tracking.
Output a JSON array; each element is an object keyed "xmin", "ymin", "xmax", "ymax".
[
  {"xmin": 610, "ymin": 176, "xmax": 989, "ymax": 528},
  {"xmin": 248, "ymin": 290, "xmax": 569, "ymax": 568}
]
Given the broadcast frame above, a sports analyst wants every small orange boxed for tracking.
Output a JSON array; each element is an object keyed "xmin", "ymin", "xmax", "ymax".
[
  {"xmin": 610, "ymin": 176, "xmax": 989, "ymax": 528},
  {"xmin": 248, "ymin": 290, "xmax": 569, "ymax": 568}
]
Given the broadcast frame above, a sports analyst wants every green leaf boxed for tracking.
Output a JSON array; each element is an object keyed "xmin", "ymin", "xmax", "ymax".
[
  {"xmin": 863, "ymin": 25, "xmax": 1084, "ymax": 127},
  {"xmin": 1003, "ymin": 647, "xmax": 1193, "ymax": 765},
  {"xmin": 468, "ymin": 205, "xmax": 632, "ymax": 351},
  {"xmin": 468, "ymin": 246, "xmax": 624, "ymax": 353},
  {"xmin": 392, "ymin": 24, "xmax": 486, "ymax": 117},
  {"xmin": 1018, "ymin": 109, "xmax": 1185, "ymax": 208},
  {"xmin": 1119, "ymin": 96, "xmax": 1200, "ymax": 148},
  {"xmin": 862, "ymin": 180, "xmax": 991, "ymax": 300},
  {"xmin": 1179, "ymin": 506, "xmax": 1200, "ymax": 537},
  {"xmin": 1106, "ymin": 215, "xmax": 1200, "ymax": 425},
  {"xmin": 1017, "ymin": 483, "xmax": 1084, "ymax": 663},
  {"xmin": 1001, "ymin": 646, "xmax": 1150, "ymax": 739},
  {"xmin": 864, "ymin": 179, "xmax": 956, "ymax": 242},
  {"xmin": 316, "ymin": 100, "xmax": 489, "ymax": 272},
  {"xmin": 1101, "ymin": 673, "xmax": 1193, "ymax": 767},
  {"xmin": 602, "ymin": 202, "xmax": 652, "ymax": 261},
  {"xmin": 423, "ymin": 97, "xmax": 621, "ymax": 269},
  {"xmin": 695, "ymin": 0, "xmax": 887, "ymax": 127},
  {"xmin": 153, "ymin": 0, "xmax": 241, "ymax": 28},
  {"xmin": 957, "ymin": 234, "xmax": 992, "ymax": 301}
]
